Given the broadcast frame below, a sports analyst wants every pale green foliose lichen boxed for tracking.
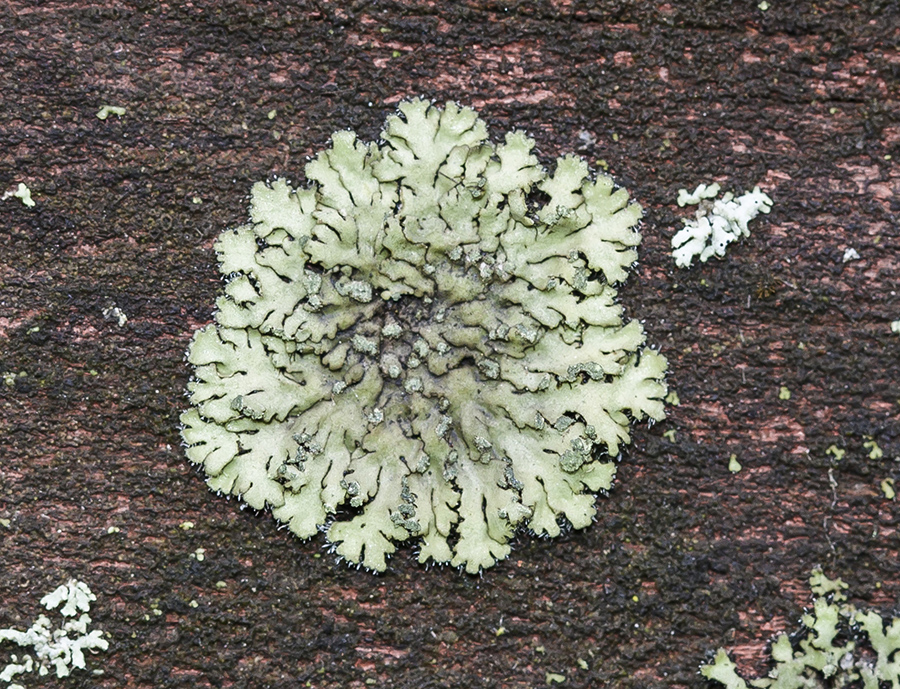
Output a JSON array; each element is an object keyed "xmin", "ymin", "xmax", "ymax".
[
  {"xmin": 701, "ymin": 570, "xmax": 900, "ymax": 689},
  {"xmin": 96, "ymin": 105, "xmax": 126, "ymax": 120},
  {"xmin": 181, "ymin": 99, "xmax": 667, "ymax": 573},
  {"xmin": 2, "ymin": 183, "xmax": 35, "ymax": 208}
]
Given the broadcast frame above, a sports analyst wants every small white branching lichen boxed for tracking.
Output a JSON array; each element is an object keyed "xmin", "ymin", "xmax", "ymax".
[
  {"xmin": 0, "ymin": 580, "xmax": 108, "ymax": 686},
  {"xmin": 701, "ymin": 570, "xmax": 900, "ymax": 689},
  {"xmin": 672, "ymin": 183, "xmax": 772, "ymax": 268},
  {"xmin": 181, "ymin": 99, "xmax": 667, "ymax": 573}
]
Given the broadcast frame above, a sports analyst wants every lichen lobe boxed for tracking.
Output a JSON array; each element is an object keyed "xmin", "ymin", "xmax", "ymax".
[{"xmin": 181, "ymin": 99, "xmax": 667, "ymax": 573}]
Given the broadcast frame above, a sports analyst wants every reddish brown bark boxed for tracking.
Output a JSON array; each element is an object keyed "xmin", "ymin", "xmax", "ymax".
[{"xmin": 0, "ymin": 2, "xmax": 898, "ymax": 687}]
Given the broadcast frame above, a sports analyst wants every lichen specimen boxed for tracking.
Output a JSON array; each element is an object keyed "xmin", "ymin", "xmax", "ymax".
[
  {"xmin": 702, "ymin": 570, "xmax": 900, "ymax": 689},
  {"xmin": 181, "ymin": 99, "xmax": 667, "ymax": 573},
  {"xmin": 0, "ymin": 580, "xmax": 108, "ymax": 685},
  {"xmin": 672, "ymin": 182, "xmax": 772, "ymax": 268}
]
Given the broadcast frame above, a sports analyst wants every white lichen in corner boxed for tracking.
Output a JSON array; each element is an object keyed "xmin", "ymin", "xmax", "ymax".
[
  {"xmin": 671, "ymin": 183, "xmax": 772, "ymax": 268},
  {"xmin": 701, "ymin": 570, "xmax": 900, "ymax": 688},
  {"xmin": 0, "ymin": 580, "xmax": 108, "ymax": 686}
]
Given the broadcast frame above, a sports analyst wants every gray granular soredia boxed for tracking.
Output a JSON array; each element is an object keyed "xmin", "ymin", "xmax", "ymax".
[{"xmin": 181, "ymin": 99, "xmax": 667, "ymax": 573}]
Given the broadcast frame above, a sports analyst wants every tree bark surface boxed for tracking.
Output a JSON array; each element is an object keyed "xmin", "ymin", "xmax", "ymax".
[{"xmin": 0, "ymin": 2, "xmax": 898, "ymax": 688}]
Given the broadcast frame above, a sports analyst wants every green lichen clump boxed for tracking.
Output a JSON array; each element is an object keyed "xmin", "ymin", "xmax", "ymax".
[
  {"xmin": 181, "ymin": 99, "xmax": 667, "ymax": 572},
  {"xmin": 702, "ymin": 570, "xmax": 900, "ymax": 689}
]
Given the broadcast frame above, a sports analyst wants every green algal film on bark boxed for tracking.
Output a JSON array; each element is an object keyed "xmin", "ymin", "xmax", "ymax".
[{"xmin": 181, "ymin": 99, "xmax": 667, "ymax": 572}]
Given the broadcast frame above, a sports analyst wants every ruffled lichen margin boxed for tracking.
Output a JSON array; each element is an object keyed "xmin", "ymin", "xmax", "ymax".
[
  {"xmin": 702, "ymin": 571, "xmax": 900, "ymax": 688},
  {"xmin": 180, "ymin": 99, "xmax": 667, "ymax": 573}
]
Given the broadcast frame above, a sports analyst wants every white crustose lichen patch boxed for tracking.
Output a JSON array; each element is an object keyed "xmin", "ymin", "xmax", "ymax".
[
  {"xmin": 181, "ymin": 99, "xmax": 667, "ymax": 573},
  {"xmin": 0, "ymin": 580, "xmax": 108, "ymax": 687},
  {"xmin": 671, "ymin": 183, "xmax": 773, "ymax": 268}
]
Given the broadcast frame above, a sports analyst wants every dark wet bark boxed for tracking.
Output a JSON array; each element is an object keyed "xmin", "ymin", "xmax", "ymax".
[{"xmin": 0, "ymin": 2, "xmax": 898, "ymax": 687}]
